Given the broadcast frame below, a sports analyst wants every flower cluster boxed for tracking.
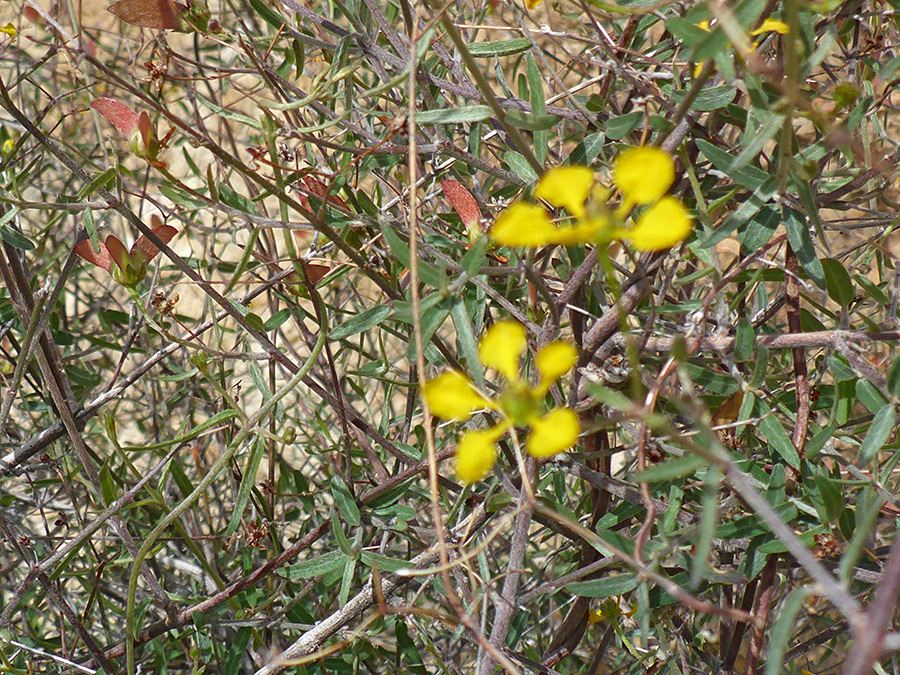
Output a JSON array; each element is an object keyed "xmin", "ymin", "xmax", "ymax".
[
  {"xmin": 74, "ymin": 216, "xmax": 177, "ymax": 287},
  {"xmin": 489, "ymin": 146, "xmax": 692, "ymax": 252},
  {"xmin": 423, "ymin": 320, "xmax": 579, "ymax": 484}
]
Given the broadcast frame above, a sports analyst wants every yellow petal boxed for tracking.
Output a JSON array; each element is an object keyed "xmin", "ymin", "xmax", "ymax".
[
  {"xmin": 613, "ymin": 146, "xmax": 675, "ymax": 205},
  {"xmin": 588, "ymin": 609, "xmax": 605, "ymax": 624},
  {"xmin": 479, "ymin": 320, "xmax": 526, "ymax": 382},
  {"xmin": 526, "ymin": 407, "xmax": 580, "ymax": 459},
  {"xmin": 550, "ymin": 217, "xmax": 607, "ymax": 246},
  {"xmin": 423, "ymin": 371, "xmax": 493, "ymax": 420},
  {"xmin": 525, "ymin": 0, "xmax": 542, "ymax": 7},
  {"xmin": 490, "ymin": 202, "xmax": 558, "ymax": 247},
  {"xmin": 618, "ymin": 196, "xmax": 692, "ymax": 252},
  {"xmin": 455, "ymin": 428, "xmax": 501, "ymax": 483},
  {"xmin": 696, "ymin": 20, "xmax": 711, "ymax": 31},
  {"xmin": 0, "ymin": 23, "xmax": 16, "ymax": 37},
  {"xmin": 534, "ymin": 166, "xmax": 594, "ymax": 219},
  {"xmin": 751, "ymin": 18, "xmax": 789, "ymax": 35},
  {"xmin": 534, "ymin": 341, "xmax": 577, "ymax": 395}
]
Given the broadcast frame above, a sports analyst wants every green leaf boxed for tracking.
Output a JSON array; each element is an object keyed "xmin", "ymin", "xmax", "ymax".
[
  {"xmin": 82, "ymin": 207, "xmax": 99, "ymax": 253},
  {"xmin": 765, "ymin": 588, "xmax": 807, "ymax": 675},
  {"xmin": 730, "ymin": 113, "xmax": 785, "ymax": 172},
  {"xmin": 859, "ymin": 404, "xmax": 895, "ymax": 465},
  {"xmin": 360, "ymin": 551, "xmax": 409, "ymax": 573},
  {"xmin": 503, "ymin": 150, "xmax": 539, "ymax": 184},
  {"xmin": 339, "ymin": 554, "xmax": 356, "ymax": 606},
  {"xmin": 450, "ymin": 299, "xmax": 483, "ymax": 387},
  {"xmin": 889, "ymin": 355, "xmax": 900, "ymax": 398},
  {"xmin": 566, "ymin": 574, "xmax": 638, "ymax": 598},
  {"xmin": 734, "ymin": 318, "xmax": 755, "ymax": 362},
  {"xmin": 634, "ymin": 454, "xmax": 706, "ymax": 482},
  {"xmin": 218, "ymin": 183, "xmax": 260, "ymax": 216},
  {"xmin": 672, "ymin": 85, "xmax": 736, "ymax": 112},
  {"xmin": 246, "ymin": 0, "xmax": 287, "ymax": 31},
  {"xmin": 756, "ymin": 402, "xmax": 800, "ymax": 469},
  {"xmin": 468, "ymin": 38, "xmax": 532, "ymax": 57},
  {"xmin": 264, "ymin": 308, "xmax": 292, "ymax": 331},
  {"xmin": 0, "ymin": 224, "xmax": 33, "ymax": 251},
  {"xmin": 821, "ymin": 258, "xmax": 854, "ymax": 306},
  {"xmin": 504, "ymin": 110, "xmax": 560, "ymax": 131},
  {"xmin": 225, "ymin": 435, "xmax": 266, "ymax": 537},
  {"xmin": 331, "ymin": 305, "xmax": 392, "ymax": 340},
  {"xmin": 279, "ymin": 550, "xmax": 347, "ymax": 579},
  {"xmin": 331, "ymin": 475, "xmax": 361, "ymax": 526},
  {"xmin": 416, "ymin": 105, "xmax": 492, "ymax": 124},
  {"xmin": 78, "ymin": 167, "xmax": 117, "ymax": 199},
  {"xmin": 606, "ymin": 112, "xmax": 643, "ymax": 140},
  {"xmin": 702, "ymin": 176, "xmax": 778, "ymax": 248},
  {"xmin": 695, "ymin": 139, "xmax": 769, "ymax": 191},
  {"xmin": 783, "ymin": 206, "xmax": 825, "ymax": 288},
  {"xmin": 813, "ymin": 475, "xmax": 844, "ymax": 523}
]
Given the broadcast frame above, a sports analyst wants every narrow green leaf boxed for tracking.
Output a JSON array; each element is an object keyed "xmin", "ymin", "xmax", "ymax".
[
  {"xmin": 566, "ymin": 574, "xmax": 638, "ymax": 598},
  {"xmin": 765, "ymin": 588, "xmax": 807, "ymax": 675},
  {"xmin": 606, "ymin": 112, "xmax": 643, "ymax": 140},
  {"xmin": 331, "ymin": 305, "xmax": 392, "ymax": 340},
  {"xmin": 633, "ymin": 454, "xmax": 706, "ymax": 482},
  {"xmin": 504, "ymin": 110, "xmax": 560, "ymax": 131},
  {"xmin": 416, "ymin": 105, "xmax": 492, "ymax": 124},
  {"xmin": 332, "ymin": 475, "xmax": 361, "ymax": 526},
  {"xmin": 695, "ymin": 139, "xmax": 769, "ymax": 191},
  {"xmin": 859, "ymin": 404, "xmax": 895, "ymax": 465},
  {"xmin": 821, "ymin": 258, "xmax": 854, "ymax": 306},
  {"xmin": 225, "ymin": 435, "xmax": 266, "ymax": 537},
  {"xmin": 783, "ymin": 206, "xmax": 825, "ymax": 288},
  {"xmin": 702, "ymin": 176, "xmax": 778, "ymax": 248},
  {"xmin": 246, "ymin": 0, "xmax": 287, "ymax": 31},
  {"xmin": 279, "ymin": 550, "xmax": 347, "ymax": 579},
  {"xmin": 813, "ymin": 474, "xmax": 844, "ymax": 523},
  {"xmin": 503, "ymin": 150, "xmax": 539, "ymax": 184},
  {"xmin": 734, "ymin": 318, "xmax": 755, "ymax": 362},
  {"xmin": 672, "ymin": 85, "xmax": 736, "ymax": 111},
  {"xmin": 468, "ymin": 38, "xmax": 532, "ymax": 57},
  {"xmin": 0, "ymin": 224, "xmax": 34, "ymax": 251},
  {"xmin": 757, "ymin": 402, "xmax": 800, "ymax": 469},
  {"xmin": 730, "ymin": 113, "xmax": 785, "ymax": 171},
  {"xmin": 78, "ymin": 167, "xmax": 117, "ymax": 199},
  {"xmin": 339, "ymin": 554, "xmax": 356, "ymax": 606},
  {"xmin": 450, "ymin": 299, "xmax": 483, "ymax": 387},
  {"xmin": 360, "ymin": 551, "xmax": 409, "ymax": 573}
]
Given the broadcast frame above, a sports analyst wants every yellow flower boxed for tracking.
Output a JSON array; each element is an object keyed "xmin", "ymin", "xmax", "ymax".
[
  {"xmin": 613, "ymin": 146, "xmax": 675, "ymax": 206},
  {"xmin": 615, "ymin": 196, "xmax": 693, "ymax": 252},
  {"xmin": 423, "ymin": 320, "xmax": 580, "ymax": 484},
  {"xmin": 751, "ymin": 18, "xmax": 789, "ymax": 36},
  {"xmin": 489, "ymin": 150, "xmax": 692, "ymax": 252}
]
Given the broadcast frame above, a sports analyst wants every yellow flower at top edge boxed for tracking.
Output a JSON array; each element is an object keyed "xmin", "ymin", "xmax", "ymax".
[
  {"xmin": 423, "ymin": 320, "xmax": 580, "ymax": 484},
  {"xmin": 751, "ymin": 18, "xmax": 789, "ymax": 36},
  {"xmin": 489, "ymin": 148, "xmax": 692, "ymax": 253}
]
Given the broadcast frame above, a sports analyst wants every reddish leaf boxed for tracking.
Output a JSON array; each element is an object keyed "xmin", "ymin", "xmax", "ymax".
[
  {"xmin": 301, "ymin": 262, "xmax": 330, "ymax": 284},
  {"xmin": 108, "ymin": 0, "xmax": 180, "ymax": 29},
  {"xmin": 137, "ymin": 111, "xmax": 154, "ymax": 149},
  {"xmin": 90, "ymin": 98, "xmax": 139, "ymax": 136},
  {"xmin": 441, "ymin": 179, "xmax": 481, "ymax": 228},
  {"xmin": 133, "ymin": 217, "xmax": 178, "ymax": 265},
  {"xmin": 74, "ymin": 240, "xmax": 112, "ymax": 272},
  {"xmin": 105, "ymin": 235, "xmax": 128, "ymax": 272},
  {"xmin": 298, "ymin": 176, "xmax": 350, "ymax": 212}
]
